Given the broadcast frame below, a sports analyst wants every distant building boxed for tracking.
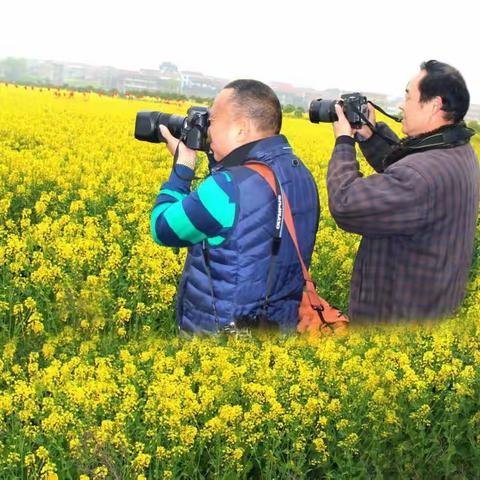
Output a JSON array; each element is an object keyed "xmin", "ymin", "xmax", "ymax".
[
  {"xmin": 360, "ymin": 91, "xmax": 389, "ymax": 104},
  {"xmin": 29, "ymin": 60, "xmax": 64, "ymax": 85},
  {"xmin": 1, "ymin": 56, "xmax": 479, "ymax": 118},
  {"xmin": 122, "ymin": 71, "xmax": 158, "ymax": 92},
  {"xmin": 269, "ymin": 81, "xmax": 299, "ymax": 106},
  {"xmin": 180, "ymin": 71, "xmax": 227, "ymax": 97}
]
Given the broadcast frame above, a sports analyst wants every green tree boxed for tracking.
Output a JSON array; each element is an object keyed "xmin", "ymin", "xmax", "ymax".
[
  {"xmin": 294, "ymin": 106, "xmax": 305, "ymax": 118},
  {"xmin": 0, "ymin": 57, "xmax": 28, "ymax": 82}
]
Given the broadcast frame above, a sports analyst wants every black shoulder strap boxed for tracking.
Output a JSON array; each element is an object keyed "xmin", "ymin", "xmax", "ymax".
[
  {"xmin": 201, "ymin": 240, "xmax": 220, "ymax": 331},
  {"xmin": 245, "ymin": 161, "xmax": 285, "ymax": 313}
]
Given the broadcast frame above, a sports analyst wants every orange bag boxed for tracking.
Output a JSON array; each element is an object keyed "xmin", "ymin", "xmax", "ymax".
[
  {"xmin": 245, "ymin": 163, "xmax": 349, "ymax": 335},
  {"xmin": 297, "ymin": 278, "xmax": 349, "ymax": 335}
]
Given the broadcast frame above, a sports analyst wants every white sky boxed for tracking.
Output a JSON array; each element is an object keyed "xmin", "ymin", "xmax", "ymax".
[{"xmin": 1, "ymin": 0, "xmax": 479, "ymax": 103}]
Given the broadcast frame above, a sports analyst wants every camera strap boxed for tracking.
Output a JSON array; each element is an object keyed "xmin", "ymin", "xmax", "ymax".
[
  {"xmin": 351, "ymin": 102, "xmax": 401, "ymax": 146},
  {"xmin": 245, "ymin": 161, "xmax": 285, "ymax": 313},
  {"xmin": 201, "ymin": 240, "xmax": 220, "ymax": 330},
  {"xmin": 369, "ymin": 101, "xmax": 402, "ymax": 123},
  {"xmin": 349, "ymin": 103, "xmax": 475, "ymax": 168},
  {"xmin": 382, "ymin": 121, "xmax": 475, "ymax": 168},
  {"xmin": 172, "ymin": 137, "xmax": 202, "ymax": 181}
]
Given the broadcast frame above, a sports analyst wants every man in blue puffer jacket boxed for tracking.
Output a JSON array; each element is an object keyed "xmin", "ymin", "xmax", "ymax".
[{"xmin": 150, "ymin": 79, "xmax": 320, "ymax": 334}]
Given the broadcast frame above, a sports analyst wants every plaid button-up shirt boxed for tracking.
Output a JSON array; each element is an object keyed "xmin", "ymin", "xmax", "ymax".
[{"xmin": 327, "ymin": 123, "xmax": 479, "ymax": 322}]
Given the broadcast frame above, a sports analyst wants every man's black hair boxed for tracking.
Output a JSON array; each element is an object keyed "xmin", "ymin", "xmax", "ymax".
[
  {"xmin": 419, "ymin": 60, "xmax": 470, "ymax": 123},
  {"xmin": 224, "ymin": 79, "xmax": 282, "ymax": 134}
]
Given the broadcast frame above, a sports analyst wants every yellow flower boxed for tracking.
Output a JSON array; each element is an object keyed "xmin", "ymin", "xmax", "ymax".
[
  {"xmin": 231, "ymin": 447, "xmax": 243, "ymax": 461},
  {"xmin": 24, "ymin": 453, "xmax": 36, "ymax": 467},
  {"xmin": 156, "ymin": 446, "xmax": 167, "ymax": 458},
  {"xmin": 36, "ymin": 446, "xmax": 49, "ymax": 461},
  {"xmin": 42, "ymin": 342, "xmax": 56, "ymax": 360},
  {"xmin": 327, "ymin": 398, "xmax": 341, "ymax": 415},
  {"xmin": 131, "ymin": 452, "xmax": 151, "ymax": 472},
  {"xmin": 42, "ymin": 472, "xmax": 58, "ymax": 480},
  {"xmin": 93, "ymin": 466, "xmax": 109, "ymax": 480},
  {"xmin": 338, "ymin": 433, "xmax": 360, "ymax": 455},
  {"xmin": 409, "ymin": 404, "xmax": 431, "ymax": 428}
]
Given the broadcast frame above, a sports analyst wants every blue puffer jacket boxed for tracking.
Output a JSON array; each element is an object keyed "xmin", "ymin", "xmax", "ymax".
[{"xmin": 177, "ymin": 135, "xmax": 320, "ymax": 333}]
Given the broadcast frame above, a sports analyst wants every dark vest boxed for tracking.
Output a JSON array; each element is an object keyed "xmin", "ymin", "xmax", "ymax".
[{"xmin": 176, "ymin": 135, "xmax": 320, "ymax": 333}]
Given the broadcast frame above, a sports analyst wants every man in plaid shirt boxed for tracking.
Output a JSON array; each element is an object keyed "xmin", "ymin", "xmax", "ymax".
[{"xmin": 327, "ymin": 60, "xmax": 479, "ymax": 323}]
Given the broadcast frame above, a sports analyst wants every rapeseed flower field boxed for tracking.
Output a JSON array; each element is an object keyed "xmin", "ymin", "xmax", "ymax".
[{"xmin": 0, "ymin": 84, "xmax": 479, "ymax": 479}]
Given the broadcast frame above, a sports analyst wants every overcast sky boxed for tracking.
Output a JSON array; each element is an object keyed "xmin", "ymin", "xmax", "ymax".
[{"xmin": 2, "ymin": 0, "xmax": 479, "ymax": 103}]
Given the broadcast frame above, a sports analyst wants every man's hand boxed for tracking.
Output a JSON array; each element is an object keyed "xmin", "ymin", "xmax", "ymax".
[
  {"xmin": 333, "ymin": 104, "xmax": 353, "ymax": 139},
  {"xmin": 352, "ymin": 103, "xmax": 376, "ymax": 140},
  {"xmin": 159, "ymin": 124, "xmax": 197, "ymax": 170}
]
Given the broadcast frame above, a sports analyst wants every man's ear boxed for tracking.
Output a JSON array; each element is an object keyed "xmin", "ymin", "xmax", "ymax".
[
  {"xmin": 432, "ymin": 96, "xmax": 443, "ymax": 115},
  {"xmin": 236, "ymin": 117, "xmax": 252, "ymax": 140}
]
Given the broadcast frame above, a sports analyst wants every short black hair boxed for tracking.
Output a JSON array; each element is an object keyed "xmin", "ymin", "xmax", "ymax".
[
  {"xmin": 419, "ymin": 60, "xmax": 470, "ymax": 123},
  {"xmin": 224, "ymin": 79, "xmax": 282, "ymax": 134}
]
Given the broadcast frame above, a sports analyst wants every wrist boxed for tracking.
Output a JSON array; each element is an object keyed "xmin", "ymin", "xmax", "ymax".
[
  {"xmin": 335, "ymin": 135, "xmax": 355, "ymax": 147},
  {"xmin": 172, "ymin": 163, "xmax": 195, "ymax": 180},
  {"xmin": 176, "ymin": 156, "xmax": 196, "ymax": 170},
  {"xmin": 335, "ymin": 130, "xmax": 353, "ymax": 139},
  {"xmin": 362, "ymin": 129, "xmax": 374, "ymax": 141},
  {"xmin": 354, "ymin": 131, "xmax": 373, "ymax": 143}
]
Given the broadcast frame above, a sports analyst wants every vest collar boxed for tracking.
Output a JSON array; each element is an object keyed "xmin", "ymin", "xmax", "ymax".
[{"xmin": 211, "ymin": 135, "xmax": 291, "ymax": 172}]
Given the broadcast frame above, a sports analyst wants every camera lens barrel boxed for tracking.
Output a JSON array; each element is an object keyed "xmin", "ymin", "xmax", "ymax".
[
  {"xmin": 134, "ymin": 111, "xmax": 184, "ymax": 143},
  {"xmin": 309, "ymin": 99, "xmax": 338, "ymax": 123}
]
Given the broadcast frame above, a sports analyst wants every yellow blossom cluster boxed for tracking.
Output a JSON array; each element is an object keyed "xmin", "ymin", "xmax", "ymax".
[
  {"xmin": 0, "ymin": 84, "xmax": 187, "ymax": 337},
  {"xmin": 0, "ymin": 319, "xmax": 478, "ymax": 478}
]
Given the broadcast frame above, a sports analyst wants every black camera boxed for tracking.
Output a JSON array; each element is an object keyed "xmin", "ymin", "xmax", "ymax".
[
  {"xmin": 134, "ymin": 106, "xmax": 210, "ymax": 152},
  {"xmin": 309, "ymin": 92, "xmax": 369, "ymax": 129}
]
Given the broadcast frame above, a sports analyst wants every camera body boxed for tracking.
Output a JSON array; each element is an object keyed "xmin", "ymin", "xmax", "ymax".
[
  {"xmin": 134, "ymin": 106, "xmax": 210, "ymax": 152},
  {"xmin": 309, "ymin": 92, "xmax": 369, "ymax": 129}
]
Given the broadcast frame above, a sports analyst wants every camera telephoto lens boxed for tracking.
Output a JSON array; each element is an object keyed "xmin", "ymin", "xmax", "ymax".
[
  {"xmin": 134, "ymin": 111, "xmax": 184, "ymax": 143},
  {"xmin": 309, "ymin": 99, "xmax": 338, "ymax": 124}
]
